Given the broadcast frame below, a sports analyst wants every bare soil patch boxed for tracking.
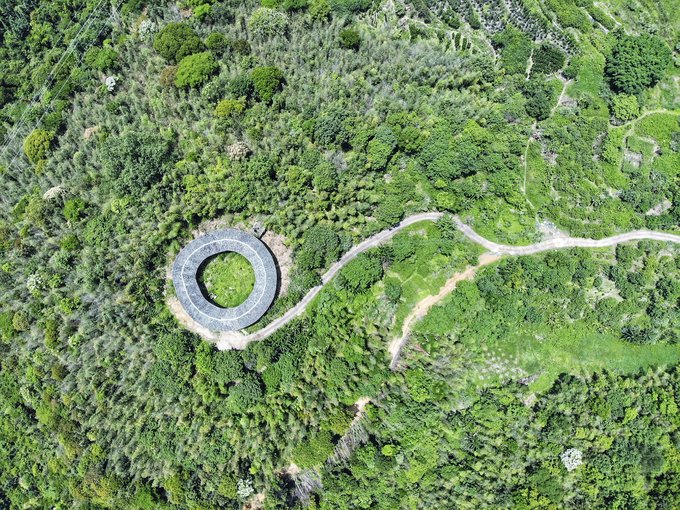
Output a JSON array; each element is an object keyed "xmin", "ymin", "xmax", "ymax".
[
  {"xmin": 261, "ymin": 230, "xmax": 293, "ymax": 297},
  {"xmin": 646, "ymin": 199, "xmax": 672, "ymax": 216},
  {"xmin": 624, "ymin": 150, "xmax": 642, "ymax": 167},
  {"xmin": 83, "ymin": 126, "xmax": 100, "ymax": 139}
]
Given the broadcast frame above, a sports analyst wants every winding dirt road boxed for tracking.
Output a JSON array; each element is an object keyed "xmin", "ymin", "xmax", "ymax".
[
  {"xmin": 215, "ymin": 213, "xmax": 444, "ymax": 349},
  {"xmin": 214, "ymin": 213, "xmax": 680, "ymax": 351},
  {"xmin": 454, "ymin": 219, "xmax": 680, "ymax": 256}
]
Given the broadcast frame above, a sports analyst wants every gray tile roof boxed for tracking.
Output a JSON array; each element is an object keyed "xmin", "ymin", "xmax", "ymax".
[{"xmin": 172, "ymin": 229, "xmax": 278, "ymax": 331}]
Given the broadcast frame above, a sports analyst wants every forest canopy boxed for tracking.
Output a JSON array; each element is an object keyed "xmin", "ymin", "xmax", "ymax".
[{"xmin": 0, "ymin": 0, "xmax": 679, "ymax": 508}]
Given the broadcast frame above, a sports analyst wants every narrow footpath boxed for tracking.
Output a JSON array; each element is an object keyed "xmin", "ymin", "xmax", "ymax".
[{"xmin": 388, "ymin": 253, "xmax": 500, "ymax": 369}]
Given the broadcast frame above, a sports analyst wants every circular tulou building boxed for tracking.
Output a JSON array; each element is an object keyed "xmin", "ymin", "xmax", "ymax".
[{"xmin": 172, "ymin": 229, "xmax": 278, "ymax": 331}]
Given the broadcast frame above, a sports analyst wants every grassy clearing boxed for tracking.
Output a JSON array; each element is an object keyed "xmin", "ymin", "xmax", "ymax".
[
  {"xmin": 525, "ymin": 138, "xmax": 551, "ymax": 209},
  {"xmin": 486, "ymin": 323, "xmax": 680, "ymax": 392},
  {"xmin": 465, "ymin": 200, "xmax": 538, "ymax": 245},
  {"xmin": 634, "ymin": 112, "xmax": 680, "ymax": 148},
  {"xmin": 198, "ymin": 252, "xmax": 255, "ymax": 308},
  {"xmin": 373, "ymin": 221, "xmax": 483, "ymax": 335},
  {"xmin": 567, "ymin": 41, "xmax": 609, "ymax": 119},
  {"xmin": 414, "ymin": 246, "xmax": 680, "ymax": 393}
]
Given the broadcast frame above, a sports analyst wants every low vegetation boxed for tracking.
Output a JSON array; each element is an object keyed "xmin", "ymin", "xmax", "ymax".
[{"xmin": 199, "ymin": 252, "xmax": 256, "ymax": 307}]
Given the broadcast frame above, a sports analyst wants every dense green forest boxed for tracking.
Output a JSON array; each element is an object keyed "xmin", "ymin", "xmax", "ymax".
[{"xmin": 0, "ymin": 0, "xmax": 679, "ymax": 507}]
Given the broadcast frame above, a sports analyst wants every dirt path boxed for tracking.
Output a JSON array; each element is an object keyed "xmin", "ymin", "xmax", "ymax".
[
  {"xmin": 207, "ymin": 213, "xmax": 680, "ymax": 351},
  {"xmin": 389, "ymin": 252, "xmax": 500, "ymax": 369},
  {"xmin": 551, "ymin": 76, "xmax": 572, "ymax": 116},
  {"xmin": 454, "ymin": 218, "xmax": 680, "ymax": 256},
  {"xmin": 214, "ymin": 213, "xmax": 444, "ymax": 349},
  {"xmin": 389, "ymin": 220, "xmax": 680, "ymax": 367}
]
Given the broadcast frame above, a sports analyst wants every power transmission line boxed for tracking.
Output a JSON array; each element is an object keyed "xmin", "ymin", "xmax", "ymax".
[{"xmin": 0, "ymin": 0, "xmax": 113, "ymax": 163}]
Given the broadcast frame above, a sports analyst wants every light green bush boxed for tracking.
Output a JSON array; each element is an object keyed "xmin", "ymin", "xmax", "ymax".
[
  {"xmin": 247, "ymin": 8, "xmax": 289, "ymax": 37},
  {"xmin": 611, "ymin": 94, "xmax": 639, "ymax": 122},
  {"xmin": 23, "ymin": 129, "xmax": 53, "ymax": 164},
  {"xmin": 174, "ymin": 52, "xmax": 218, "ymax": 89}
]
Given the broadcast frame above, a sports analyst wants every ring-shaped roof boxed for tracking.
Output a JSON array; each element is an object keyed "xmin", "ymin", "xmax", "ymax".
[{"xmin": 172, "ymin": 229, "xmax": 278, "ymax": 331}]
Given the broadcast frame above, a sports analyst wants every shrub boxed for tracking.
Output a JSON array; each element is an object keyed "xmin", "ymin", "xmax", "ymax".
[
  {"xmin": 588, "ymin": 4, "xmax": 616, "ymax": 30},
  {"xmin": 375, "ymin": 195, "xmax": 404, "ymax": 225},
  {"xmin": 101, "ymin": 129, "xmax": 174, "ymax": 196},
  {"xmin": 523, "ymin": 79, "xmax": 553, "ymax": 121},
  {"xmin": 174, "ymin": 52, "xmax": 218, "ymax": 88},
  {"xmin": 214, "ymin": 97, "xmax": 246, "ymax": 119},
  {"xmin": 605, "ymin": 34, "xmax": 671, "ymax": 95},
  {"xmin": 247, "ymin": 8, "xmax": 289, "ymax": 37},
  {"xmin": 339, "ymin": 27, "xmax": 360, "ymax": 50},
  {"xmin": 391, "ymin": 233, "xmax": 416, "ymax": 262},
  {"xmin": 441, "ymin": 8, "xmax": 460, "ymax": 28},
  {"xmin": 84, "ymin": 45, "xmax": 119, "ymax": 71},
  {"xmin": 621, "ymin": 325, "xmax": 658, "ymax": 344},
  {"xmin": 297, "ymin": 225, "xmax": 341, "ymax": 270},
  {"xmin": 531, "ymin": 44, "xmax": 565, "ymax": 75},
  {"xmin": 44, "ymin": 318, "xmax": 59, "ymax": 349},
  {"xmin": 193, "ymin": 3, "xmax": 212, "ymax": 21},
  {"xmin": 312, "ymin": 161, "xmax": 337, "ymax": 191},
  {"xmin": 282, "ymin": 0, "xmax": 308, "ymax": 11},
  {"xmin": 293, "ymin": 430, "xmax": 335, "ymax": 468},
  {"xmin": 23, "ymin": 129, "xmax": 53, "ymax": 164},
  {"xmin": 315, "ymin": 106, "xmax": 349, "ymax": 147},
  {"xmin": 419, "ymin": 122, "xmax": 455, "ymax": 181},
  {"xmin": 0, "ymin": 311, "xmax": 13, "ymax": 341},
  {"xmin": 385, "ymin": 279, "xmax": 402, "ymax": 303},
  {"xmin": 601, "ymin": 130, "xmax": 624, "ymax": 165},
  {"xmin": 329, "ymin": 0, "xmax": 372, "ymax": 15},
  {"xmin": 544, "ymin": 0, "xmax": 589, "ymax": 31},
  {"xmin": 309, "ymin": 0, "xmax": 331, "ymax": 20},
  {"xmin": 205, "ymin": 32, "xmax": 228, "ymax": 54},
  {"xmin": 153, "ymin": 23, "xmax": 204, "ymax": 63},
  {"xmin": 228, "ymin": 373, "xmax": 264, "ymax": 411},
  {"xmin": 228, "ymin": 74, "xmax": 254, "ymax": 98},
  {"xmin": 228, "ymin": 38, "xmax": 251, "ymax": 55},
  {"xmin": 367, "ymin": 125, "xmax": 397, "ymax": 170},
  {"xmin": 217, "ymin": 475, "xmax": 238, "ymax": 499},
  {"xmin": 251, "ymin": 66, "xmax": 284, "ymax": 102},
  {"xmin": 337, "ymin": 253, "xmax": 383, "ymax": 293},
  {"xmin": 382, "ymin": 444, "xmax": 397, "ymax": 456},
  {"xmin": 63, "ymin": 198, "xmax": 86, "ymax": 222},
  {"xmin": 611, "ymin": 94, "xmax": 639, "ymax": 122},
  {"xmin": 159, "ymin": 65, "xmax": 178, "ymax": 88},
  {"xmin": 60, "ymin": 234, "xmax": 80, "ymax": 251},
  {"xmin": 493, "ymin": 27, "xmax": 532, "ymax": 75},
  {"xmin": 12, "ymin": 311, "xmax": 29, "ymax": 332}
]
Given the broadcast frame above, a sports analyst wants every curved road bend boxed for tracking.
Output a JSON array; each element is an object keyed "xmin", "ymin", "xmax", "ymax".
[
  {"xmin": 216, "ymin": 213, "xmax": 680, "ymax": 351},
  {"xmin": 454, "ymin": 219, "xmax": 680, "ymax": 256},
  {"xmin": 215, "ymin": 213, "xmax": 444, "ymax": 349}
]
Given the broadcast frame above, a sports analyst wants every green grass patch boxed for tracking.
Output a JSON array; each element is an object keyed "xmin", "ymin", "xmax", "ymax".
[
  {"xmin": 198, "ymin": 252, "xmax": 255, "ymax": 308},
  {"xmin": 525, "ymin": 139, "xmax": 552, "ymax": 209},
  {"xmin": 652, "ymin": 152, "xmax": 680, "ymax": 178},
  {"xmin": 600, "ymin": 126, "xmax": 627, "ymax": 184},
  {"xmin": 488, "ymin": 323, "xmax": 680, "ymax": 392},
  {"xmin": 634, "ymin": 112, "xmax": 680, "ymax": 149},
  {"xmin": 625, "ymin": 134, "xmax": 656, "ymax": 174},
  {"xmin": 567, "ymin": 42, "xmax": 609, "ymax": 119},
  {"xmin": 465, "ymin": 199, "xmax": 539, "ymax": 245},
  {"xmin": 414, "ymin": 247, "xmax": 680, "ymax": 393}
]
